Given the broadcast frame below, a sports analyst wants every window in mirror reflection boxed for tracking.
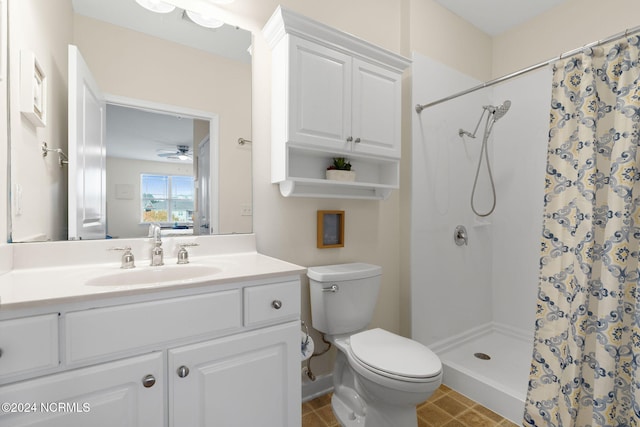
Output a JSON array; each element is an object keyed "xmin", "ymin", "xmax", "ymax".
[{"xmin": 141, "ymin": 174, "xmax": 194, "ymax": 227}]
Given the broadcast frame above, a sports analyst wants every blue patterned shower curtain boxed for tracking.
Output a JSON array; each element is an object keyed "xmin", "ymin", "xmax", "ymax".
[{"xmin": 524, "ymin": 35, "xmax": 640, "ymax": 426}]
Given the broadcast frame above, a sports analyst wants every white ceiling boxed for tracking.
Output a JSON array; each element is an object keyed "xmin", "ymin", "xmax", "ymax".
[
  {"xmin": 106, "ymin": 105, "xmax": 195, "ymax": 163},
  {"xmin": 434, "ymin": 0, "xmax": 567, "ymax": 36}
]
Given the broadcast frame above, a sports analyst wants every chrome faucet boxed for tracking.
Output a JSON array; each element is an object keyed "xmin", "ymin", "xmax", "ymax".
[
  {"xmin": 110, "ymin": 246, "xmax": 135, "ymax": 269},
  {"xmin": 149, "ymin": 223, "xmax": 164, "ymax": 266},
  {"xmin": 177, "ymin": 243, "xmax": 200, "ymax": 264}
]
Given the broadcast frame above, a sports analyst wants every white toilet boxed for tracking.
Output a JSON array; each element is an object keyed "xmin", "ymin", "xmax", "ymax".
[{"xmin": 307, "ymin": 263, "xmax": 442, "ymax": 427}]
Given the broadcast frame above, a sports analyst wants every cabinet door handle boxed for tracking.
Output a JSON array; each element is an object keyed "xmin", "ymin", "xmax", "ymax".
[
  {"xmin": 142, "ymin": 374, "xmax": 156, "ymax": 388},
  {"xmin": 354, "ymin": 137, "xmax": 361, "ymax": 143},
  {"xmin": 346, "ymin": 136, "xmax": 353, "ymax": 142},
  {"xmin": 177, "ymin": 365, "xmax": 190, "ymax": 378},
  {"xmin": 272, "ymin": 300, "xmax": 282, "ymax": 310}
]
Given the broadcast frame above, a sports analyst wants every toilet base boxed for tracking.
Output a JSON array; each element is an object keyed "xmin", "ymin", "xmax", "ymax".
[
  {"xmin": 329, "ymin": 337, "xmax": 439, "ymax": 427},
  {"xmin": 332, "ymin": 392, "xmax": 365, "ymax": 426},
  {"xmin": 332, "ymin": 392, "xmax": 419, "ymax": 427}
]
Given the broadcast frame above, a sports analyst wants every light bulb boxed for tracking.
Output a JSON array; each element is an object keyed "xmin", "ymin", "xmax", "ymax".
[
  {"xmin": 135, "ymin": 0, "xmax": 176, "ymax": 14},
  {"xmin": 186, "ymin": 9, "xmax": 224, "ymax": 28}
]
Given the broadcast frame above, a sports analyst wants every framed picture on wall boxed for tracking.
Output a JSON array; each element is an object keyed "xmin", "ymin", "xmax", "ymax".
[{"xmin": 317, "ymin": 210, "xmax": 344, "ymax": 248}]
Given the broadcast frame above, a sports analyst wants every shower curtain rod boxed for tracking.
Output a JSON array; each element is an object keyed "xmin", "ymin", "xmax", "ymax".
[{"xmin": 415, "ymin": 24, "xmax": 640, "ymax": 114}]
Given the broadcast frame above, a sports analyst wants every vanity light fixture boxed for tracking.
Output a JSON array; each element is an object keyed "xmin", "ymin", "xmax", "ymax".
[
  {"xmin": 135, "ymin": 0, "xmax": 176, "ymax": 13},
  {"xmin": 185, "ymin": 9, "xmax": 224, "ymax": 29}
]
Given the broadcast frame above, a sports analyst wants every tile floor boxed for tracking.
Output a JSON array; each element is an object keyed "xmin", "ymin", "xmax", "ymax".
[{"xmin": 302, "ymin": 385, "xmax": 520, "ymax": 427}]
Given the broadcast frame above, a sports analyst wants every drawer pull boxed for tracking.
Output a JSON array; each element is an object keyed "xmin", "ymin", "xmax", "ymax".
[
  {"xmin": 142, "ymin": 374, "xmax": 156, "ymax": 388},
  {"xmin": 177, "ymin": 365, "xmax": 190, "ymax": 378},
  {"xmin": 272, "ymin": 300, "xmax": 283, "ymax": 310}
]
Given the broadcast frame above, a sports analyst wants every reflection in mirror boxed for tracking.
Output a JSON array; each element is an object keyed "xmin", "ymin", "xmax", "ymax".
[
  {"xmin": 105, "ymin": 103, "xmax": 208, "ymax": 239},
  {"xmin": 7, "ymin": 0, "xmax": 252, "ymax": 243}
]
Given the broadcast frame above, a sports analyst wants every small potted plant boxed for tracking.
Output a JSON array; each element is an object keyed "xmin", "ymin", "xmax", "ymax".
[{"xmin": 326, "ymin": 157, "xmax": 355, "ymax": 181}]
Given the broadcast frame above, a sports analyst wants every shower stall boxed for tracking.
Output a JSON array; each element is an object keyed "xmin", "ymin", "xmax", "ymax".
[{"xmin": 410, "ymin": 53, "xmax": 551, "ymax": 422}]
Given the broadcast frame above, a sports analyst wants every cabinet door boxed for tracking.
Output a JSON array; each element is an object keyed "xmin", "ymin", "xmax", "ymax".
[
  {"xmin": 169, "ymin": 322, "xmax": 300, "ymax": 427},
  {"xmin": 0, "ymin": 352, "xmax": 163, "ymax": 427},
  {"xmin": 289, "ymin": 37, "xmax": 352, "ymax": 151},
  {"xmin": 351, "ymin": 58, "xmax": 402, "ymax": 158}
]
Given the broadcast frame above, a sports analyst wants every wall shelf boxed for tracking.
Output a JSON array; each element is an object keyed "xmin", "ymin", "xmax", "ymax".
[{"xmin": 279, "ymin": 178, "xmax": 395, "ymax": 200}]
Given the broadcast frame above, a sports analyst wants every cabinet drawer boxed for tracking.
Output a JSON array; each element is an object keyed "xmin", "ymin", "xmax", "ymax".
[
  {"xmin": 0, "ymin": 352, "xmax": 164, "ymax": 426},
  {"xmin": 244, "ymin": 281, "xmax": 300, "ymax": 327},
  {"xmin": 0, "ymin": 314, "xmax": 59, "ymax": 379},
  {"xmin": 66, "ymin": 290, "xmax": 242, "ymax": 363}
]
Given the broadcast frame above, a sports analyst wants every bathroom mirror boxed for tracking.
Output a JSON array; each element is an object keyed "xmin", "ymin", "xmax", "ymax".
[{"xmin": 7, "ymin": 0, "xmax": 252, "ymax": 242}]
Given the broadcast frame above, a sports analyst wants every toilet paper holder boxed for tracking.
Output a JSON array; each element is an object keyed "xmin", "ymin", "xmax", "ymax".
[{"xmin": 301, "ymin": 321, "xmax": 311, "ymax": 355}]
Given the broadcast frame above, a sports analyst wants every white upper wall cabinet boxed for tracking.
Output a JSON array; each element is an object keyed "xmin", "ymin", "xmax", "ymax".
[{"xmin": 264, "ymin": 7, "xmax": 410, "ymax": 199}]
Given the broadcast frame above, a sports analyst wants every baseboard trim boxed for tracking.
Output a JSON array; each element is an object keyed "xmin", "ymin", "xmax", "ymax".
[{"xmin": 302, "ymin": 373, "xmax": 333, "ymax": 402}]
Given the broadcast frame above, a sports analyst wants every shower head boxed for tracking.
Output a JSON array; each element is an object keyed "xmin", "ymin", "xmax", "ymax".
[
  {"xmin": 459, "ymin": 100, "xmax": 511, "ymax": 139},
  {"xmin": 484, "ymin": 100, "xmax": 511, "ymax": 121}
]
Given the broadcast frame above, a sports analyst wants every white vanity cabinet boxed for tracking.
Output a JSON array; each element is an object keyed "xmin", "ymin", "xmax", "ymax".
[
  {"xmin": 264, "ymin": 7, "xmax": 410, "ymax": 199},
  {"xmin": 0, "ymin": 314, "xmax": 59, "ymax": 378},
  {"xmin": 169, "ymin": 322, "xmax": 298, "ymax": 426},
  {"xmin": 0, "ymin": 276, "xmax": 302, "ymax": 427},
  {"xmin": 0, "ymin": 352, "xmax": 164, "ymax": 427}
]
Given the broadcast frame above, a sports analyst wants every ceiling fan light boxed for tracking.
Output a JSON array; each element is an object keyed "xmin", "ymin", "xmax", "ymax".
[
  {"xmin": 135, "ymin": 0, "xmax": 176, "ymax": 14},
  {"xmin": 186, "ymin": 9, "xmax": 224, "ymax": 28}
]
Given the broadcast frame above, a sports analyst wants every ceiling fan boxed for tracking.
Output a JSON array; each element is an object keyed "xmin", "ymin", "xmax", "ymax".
[{"xmin": 157, "ymin": 144, "xmax": 192, "ymax": 161}]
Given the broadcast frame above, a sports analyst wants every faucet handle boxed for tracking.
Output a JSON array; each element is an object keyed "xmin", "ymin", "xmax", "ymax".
[
  {"xmin": 110, "ymin": 246, "xmax": 135, "ymax": 269},
  {"xmin": 177, "ymin": 243, "xmax": 199, "ymax": 265},
  {"xmin": 179, "ymin": 243, "xmax": 199, "ymax": 248}
]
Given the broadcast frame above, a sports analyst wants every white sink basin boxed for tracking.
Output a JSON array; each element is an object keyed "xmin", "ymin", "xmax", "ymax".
[{"xmin": 86, "ymin": 264, "xmax": 221, "ymax": 286}]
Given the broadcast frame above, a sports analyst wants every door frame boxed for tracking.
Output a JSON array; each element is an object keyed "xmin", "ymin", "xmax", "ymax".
[{"xmin": 104, "ymin": 94, "xmax": 220, "ymax": 235}]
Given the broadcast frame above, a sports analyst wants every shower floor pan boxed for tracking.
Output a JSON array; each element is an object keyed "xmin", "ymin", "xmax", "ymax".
[{"xmin": 435, "ymin": 325, "xmax": 532, "ymax": 423}]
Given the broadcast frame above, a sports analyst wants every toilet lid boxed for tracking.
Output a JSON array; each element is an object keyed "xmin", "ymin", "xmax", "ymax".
[{"xmin": 349, "ymin": 329, "xmax": 441, "ymax": 379}]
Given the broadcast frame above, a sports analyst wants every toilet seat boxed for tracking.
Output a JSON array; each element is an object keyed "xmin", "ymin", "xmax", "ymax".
[{"xmin": 348, "ymin": 328, "xmax": 441, "ymax": 383}]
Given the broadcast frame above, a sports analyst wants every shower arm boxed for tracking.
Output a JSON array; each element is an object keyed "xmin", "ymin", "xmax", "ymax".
[{"xmin": 458, "ymin": 109, "xmax": 489, "ymax": 139}]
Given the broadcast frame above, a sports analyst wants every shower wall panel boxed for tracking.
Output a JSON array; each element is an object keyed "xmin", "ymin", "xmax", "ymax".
[
  {"xmin": 491, "ymin": 71, "xmax": 550, "ymax": 335},
  {"xmin": 411, "ymin": 53, "xmax": 549, "ymax": 344},
  {"xmin": 410, "ymin": 54, "xmax": 493, "ymax": 345}
]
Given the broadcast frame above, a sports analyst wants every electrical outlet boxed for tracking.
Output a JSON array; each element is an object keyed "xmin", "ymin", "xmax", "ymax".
[{"xmin": 14, "ymin": 184, "xmax": 22, "ymax": 215}]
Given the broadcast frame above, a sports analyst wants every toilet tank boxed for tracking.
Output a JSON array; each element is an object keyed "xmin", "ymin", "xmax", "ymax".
[{"xmin": 307, "ymin": 263, "xmax": 382, "ymax": 336}]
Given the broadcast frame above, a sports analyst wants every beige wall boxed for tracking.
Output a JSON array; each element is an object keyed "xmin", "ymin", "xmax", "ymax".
[
  {"xmin": 8, "ymin": 0, "xmax": 73, "ymax": 242},
  {"xmin": 494, "ymin": 0, "xmax": 640, "ymax": 77},
  {"xmin": 408, "ymin": 0, "xmax": 493, "ymax": 81}
]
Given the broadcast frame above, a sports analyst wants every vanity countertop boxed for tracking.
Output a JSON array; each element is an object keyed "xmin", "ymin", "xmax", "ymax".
[{"xmin": 0, "ymin": 235, "xmax": 305, "ymax": 310}]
